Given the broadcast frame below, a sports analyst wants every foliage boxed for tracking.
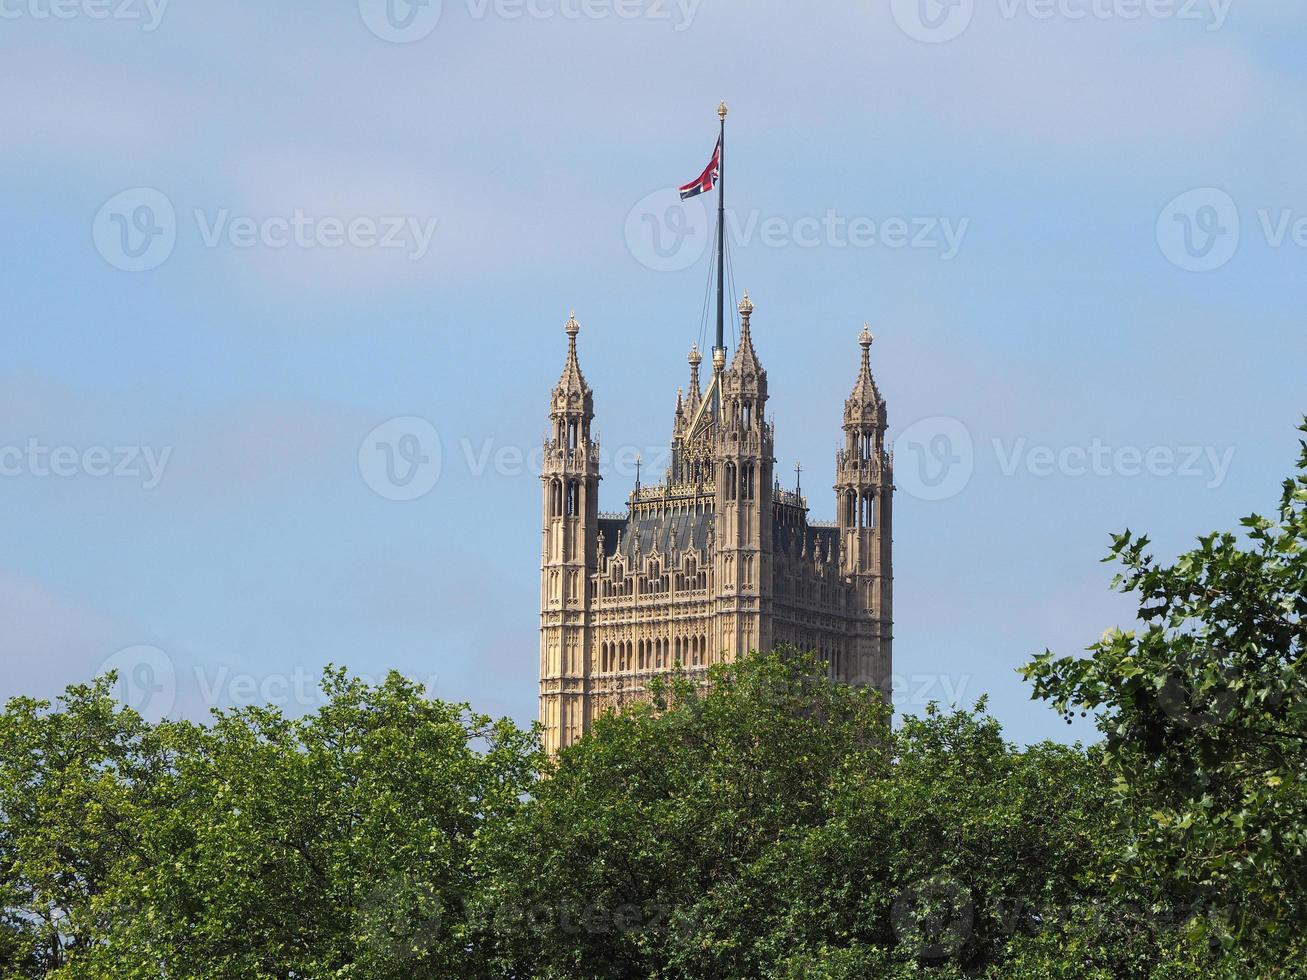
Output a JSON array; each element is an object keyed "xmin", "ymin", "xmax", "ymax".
[
  {"xmin": 0, "ymin": 670, "xmax": 537, "ymax": 978},
  {"xmin": 1024, "ymin": 419, "xmax": 1307, "ymax": 966},
  {"xmin": 3, "ymin": 420, "xmax": 1306, "ymax": 977}
]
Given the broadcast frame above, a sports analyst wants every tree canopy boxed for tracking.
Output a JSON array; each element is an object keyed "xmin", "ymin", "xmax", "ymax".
[{"xmin": 2, "ymin": 421, "xmax": 1305, "ymax": 978}]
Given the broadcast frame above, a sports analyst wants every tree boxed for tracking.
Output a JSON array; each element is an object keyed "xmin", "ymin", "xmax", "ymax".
[
  {"xmin": 481, "ymin": 652, "xmax": 1118, "ymax": 978},
  {"xmin": 1, "ymin": 669, "xmax": 537, "ymax": 979},
  {"xmin": 0, "ymin": 678, "xmax": 171, "ymax": 976},
  {"xmin": 1023, "ymin": 420, "xmax": 1307, "ymax": 966}
]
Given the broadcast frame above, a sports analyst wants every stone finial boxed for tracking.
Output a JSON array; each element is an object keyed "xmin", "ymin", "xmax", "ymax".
[{"xmin": 738, "ymin": 290, "xmax": 754, "ymax": 318}]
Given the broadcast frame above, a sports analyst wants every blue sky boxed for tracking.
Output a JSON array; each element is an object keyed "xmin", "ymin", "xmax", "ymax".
[{"xmin": 2, "ymin": 0, "xmax": 1305, "ymax": 744}]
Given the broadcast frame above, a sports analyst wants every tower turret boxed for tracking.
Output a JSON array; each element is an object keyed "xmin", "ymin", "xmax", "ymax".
[
  {"xmin": 834, "ymin": 323, "xmax": 893, "ymax": 691},
  {"xmin": 540, "ymin": 311, "xmax": 601, "ymax": 752},
  {"xmin": 714, "ymin": 291, "xmax": 775, "ymax": 659}
]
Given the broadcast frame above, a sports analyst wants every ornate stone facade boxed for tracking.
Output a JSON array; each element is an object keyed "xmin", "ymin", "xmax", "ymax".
[{"xmin": 539, "ymin": 297, "xmax": 893, "ymax": 753}]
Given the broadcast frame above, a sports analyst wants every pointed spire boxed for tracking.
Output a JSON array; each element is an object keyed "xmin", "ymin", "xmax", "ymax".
[
  {"xmin": 729, "ymin": 290, "xmax": 763, "ymax": 375},
  {"xmin": 554, "ymin": 309, "xmax": 591, "ymax": 400},
  {"xmin": 688, "ymin": 343, "xmax": 703, "ymax": 398},
  {"xmin": 846, "ymin": 321, "xmax": 881, "ymax": 408}
]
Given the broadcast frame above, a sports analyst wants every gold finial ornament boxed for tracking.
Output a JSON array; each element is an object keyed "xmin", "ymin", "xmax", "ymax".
[
  {"xmin": 688, "ymin": 343, "xmax": 702, "ymax": 366},
  {"xmin": 738, "ymin": 290, "xmax": 754, "ymax": 317},
  {"xmin": 859, "ymin": 322, "xmax": 874, "ymax": 349},
  {"xmin": 565, "ymin": 310, "xmax": 581, "ymax": 338},
  {"xmin": 718, "ymin": 101, "xmax": 728, "ymax": 121},
  {"xmin": 712, "ymin": 347, "xmax": 726, "ymax": 372}
]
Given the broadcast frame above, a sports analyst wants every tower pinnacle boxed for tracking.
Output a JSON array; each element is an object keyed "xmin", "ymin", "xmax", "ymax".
[
  {"xmin": 555, "ymin": 310, "xmax": 590, "ymax": 400},
  {"xmin": 688, "ymin": 343, "xmax": 702, "ymax": 396}
]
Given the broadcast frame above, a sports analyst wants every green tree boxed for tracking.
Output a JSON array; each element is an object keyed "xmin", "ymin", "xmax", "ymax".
[
  {"xmin": 1, "ymin": 669, "xmax": 538, "ymax": 979},
  {"xmin": 0, "ymin": 678, "xmax": 172, "ymax": 976},
  {"xmin": 1023, "ymin": 421, "xmax": 1307, "ymax": 965},
  {"xmin": 481, "ymin": 652, "xmax": 1120, "ymax": 979}
]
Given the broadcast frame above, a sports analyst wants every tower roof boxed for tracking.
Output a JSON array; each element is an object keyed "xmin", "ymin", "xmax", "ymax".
[
  {"xmin": 551, "ymin": 310, "xmax": 594, "ymax": 417},
  {"xmin": 844, "ymin": 322, "xmax": 884, "ymax": 424},
  {"xmin": 556, "ymin": 311, "xmax": 589, "ymax": 391},
  {"xmin": 728, "ymin": 291, "xmax": 764, "ymax": 378}
]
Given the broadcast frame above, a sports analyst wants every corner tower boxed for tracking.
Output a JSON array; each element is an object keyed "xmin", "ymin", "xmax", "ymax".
[
  {"xmin": 834, "ymin": 324, "xmax": 893, "ymax": 693},
  {"xmin": 714, "ymin": 292, "xmax": 775, "ymax": 659},
  {"xmin": 539, "ymin": 311, "xmax": 600, "ymax": 754}
]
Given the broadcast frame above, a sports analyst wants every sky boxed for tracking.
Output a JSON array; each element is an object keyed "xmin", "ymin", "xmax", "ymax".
[{"xmin": 1, "ymin": 0, "xmax": 1305, "ymax": 745}]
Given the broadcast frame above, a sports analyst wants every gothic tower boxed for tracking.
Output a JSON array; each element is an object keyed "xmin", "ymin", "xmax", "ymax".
[
  {"xmin": 539, "ymin": 312, "xmax": 600, "ymax": 754},
  {"xmin": 714, "ymin": 292, "xmax": 774, "ymax": 659},
  {"xmin": 537, "ymin": 303, "xmax": 894, "ymax": 753},
  {"xmin": 833, "ymin": 324, "xmax": 894, "ymax": 695}
]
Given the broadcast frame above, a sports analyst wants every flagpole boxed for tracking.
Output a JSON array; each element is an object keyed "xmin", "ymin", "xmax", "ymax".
[{"xmin": 714, "ymin": 100, "xmax": 728, "ymax": 418}]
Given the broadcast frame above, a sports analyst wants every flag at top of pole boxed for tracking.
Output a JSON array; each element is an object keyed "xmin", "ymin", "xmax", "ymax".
[
  {"xmin": 678, "ymin": 138, "xmax": 721, "ymax": 200},
  {"xmin": 674, "ymin": 102, "xmax": 729, "ymax": 423}
]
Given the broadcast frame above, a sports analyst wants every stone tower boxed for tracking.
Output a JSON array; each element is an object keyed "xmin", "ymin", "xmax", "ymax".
[
  {"xmin": 539, "ymin": 296, "xmax": 894, "ymax": 752},
  {"xmin": 539, "ymin": 312, "xmax": 600, "ymax": 753},
  {"xmin": 714, "ymin": 293, "xmax": 774, "ymax": 660},
  {"xmin": 834, "ymin": 323, "xmax": 894, "ymax": 698}
]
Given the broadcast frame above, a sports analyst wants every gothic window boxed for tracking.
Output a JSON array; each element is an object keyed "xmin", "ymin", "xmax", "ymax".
[
  {"xmin": 862, "ymin": 491, "xmax": 875, "ymax": 528},
  {"xmin": 742, "ymin": 462, "xmax": 755, "ymax": 500},
  {"xmin": 725, "ymin": 462, "xmax": 737, "ymax": 501}
]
